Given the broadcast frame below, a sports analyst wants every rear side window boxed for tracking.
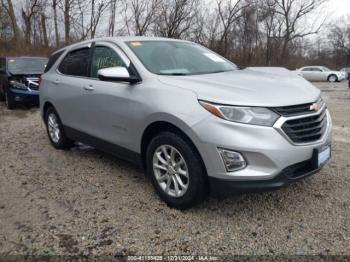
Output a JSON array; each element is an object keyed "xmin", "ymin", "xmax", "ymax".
[
  {"xmin": 45, "ymin": 50, "xmax": 64, "ymax": 73},
  {"xmin": 58, "ymin": 48, "xmax": 90, "ymax": 77}
]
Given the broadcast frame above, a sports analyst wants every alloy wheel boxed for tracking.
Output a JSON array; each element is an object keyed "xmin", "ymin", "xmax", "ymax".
[
  {"xmin": 47, "ymin": 113, "xmax": 60, "ymax": 143},
  {"xmin": 152, "ymin": 145, "xmax": 189, "ymax": 198}
]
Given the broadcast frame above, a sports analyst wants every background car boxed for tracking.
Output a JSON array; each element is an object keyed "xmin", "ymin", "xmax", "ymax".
[
  {"xmin": 296, "ymin": 66, "xmax": 346, "ymax": 82},
  {"xmin": 0, "ymin": 56, "xmax": 48, "ymax": 109},
  {"xmin": 340, "ymin": 67, "xmax": 350, "ymax": 80}
]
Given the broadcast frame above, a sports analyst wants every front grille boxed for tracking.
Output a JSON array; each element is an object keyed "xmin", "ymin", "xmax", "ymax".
[
  {"xmin": 281, "ymin": 108, "xmax": 328, "ymax": 144},
  {"xmin": 273, "ymin": 103, "xmax": 314, "ymax": 116}
]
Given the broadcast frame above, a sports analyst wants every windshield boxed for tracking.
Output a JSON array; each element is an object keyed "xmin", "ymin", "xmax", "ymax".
[
  {"xmin": 322, "ymin": 67, "xmax": 331, "ymax": 72},
  {"xmin": 7, "ymin": 58, "xmax": 48, "ymax": 74},
  {"xmin": 126, "ymin": 41, "xmax": 237, "ymax": 75}
]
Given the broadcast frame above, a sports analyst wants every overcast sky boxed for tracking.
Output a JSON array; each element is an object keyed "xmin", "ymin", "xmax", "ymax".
[{"xmin": 327, "ymin": 0, "xmax": 350, "ymax": 18}]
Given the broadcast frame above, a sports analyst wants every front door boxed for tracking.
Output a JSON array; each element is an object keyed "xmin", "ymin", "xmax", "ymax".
[{"xmin": 81, "ymin": 43, "xmax": 143, "ymax": 151}]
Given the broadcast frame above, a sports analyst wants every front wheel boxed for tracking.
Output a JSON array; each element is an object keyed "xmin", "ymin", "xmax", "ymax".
[
  {"xmin": 45, "ymin": 107, "xmax": 74, "ymax": 149},
  {"xmin": 328, "ymin": 75, "xmax": 338, "ymax": 83},
  {"xmin": 146, "ymin": 132, "xmax": 207, "ymax": 209},
  {"xmin": 5, "ymin": 90, "xmax": 15, "ymax": 109}
]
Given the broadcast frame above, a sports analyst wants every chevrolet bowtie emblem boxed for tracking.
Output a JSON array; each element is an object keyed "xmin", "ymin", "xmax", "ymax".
[{"xmin": 310, "ymin": 102, "xmax": 320, "ymax": 111}]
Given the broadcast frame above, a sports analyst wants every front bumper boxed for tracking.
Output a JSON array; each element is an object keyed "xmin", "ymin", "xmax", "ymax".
[
  {"xmin": 9, "ymin": 87, "xmax": 39, "ymax": 105},
  {"xmin": 192, "ymin": 109, "xmax": 332, "ymax": 183},
  {"xmin": 209, "ymin": 150, "xmax": 326, "ymax": 197}
]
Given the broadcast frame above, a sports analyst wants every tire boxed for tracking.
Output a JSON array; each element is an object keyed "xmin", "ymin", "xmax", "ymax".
[
  {"xmin": 146, "ymin": 132, "xmax": 207, "ymax": 209},
  {"xmin": 328, "ymin": 74, "xmax": 338, "ymax": 83},
  {"xmin": 0, "ymin": 90, "xmax": 5, "ymax": 101},
  {"xmin": 5, "ymin": 90, "xmax": 15, "ymax": 109},
  {"xmin": 45, "ymin": 107, "xmax": 74, "ymax": 150}
]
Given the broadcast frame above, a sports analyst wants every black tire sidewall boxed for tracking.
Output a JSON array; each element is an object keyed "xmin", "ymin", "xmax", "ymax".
[
  {"xmin": 146, "ymin": 132, "xmax": 207, "ymax": 209},
  {"xmin": 45, "ymin": 107, "xmax": 73, "ymax": 149},
  {"xmin": 5, "ymin": 90, "xmax": 15, "ymax": 109}
]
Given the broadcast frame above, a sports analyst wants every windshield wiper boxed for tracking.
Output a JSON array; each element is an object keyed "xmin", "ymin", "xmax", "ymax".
[{"xmin": 160, "ymin": 73, "xmax": 189, "ymax": 76}]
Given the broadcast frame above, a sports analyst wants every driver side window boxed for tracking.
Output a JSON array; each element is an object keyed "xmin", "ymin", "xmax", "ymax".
[{"xmin": 91, "ymin": 46, "xmax": 126, "ymax": 78}]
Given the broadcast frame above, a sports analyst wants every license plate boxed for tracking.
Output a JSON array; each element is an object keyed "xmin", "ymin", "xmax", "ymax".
[{"xmin": 318, "ymin": 145, "xmax": 331, "ymax": 167}]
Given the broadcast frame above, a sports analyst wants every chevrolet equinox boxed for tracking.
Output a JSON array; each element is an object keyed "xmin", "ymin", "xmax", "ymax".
[{"xmin": 40, "ymin": 37, "xmax": 332, "ymax": 209}]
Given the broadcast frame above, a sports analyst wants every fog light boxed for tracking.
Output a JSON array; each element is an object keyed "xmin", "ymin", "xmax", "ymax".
[{"xmin": 218, "ymin": 148, "xmax": 247, "ymax": 172}]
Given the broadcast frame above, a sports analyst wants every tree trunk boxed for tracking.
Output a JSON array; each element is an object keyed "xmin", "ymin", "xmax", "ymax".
[
  {"xmin": 6, "ymin": 0, "xmax": 20, "ymax": 46},
  {"xmin": 22, "ymin": 10, "xmax": 31, "ymax": 47},
  {"xmin": 41, "ymin": 13, "xmax": 49, "ymax": 47},
  {"xmin": 53, "ymin": 0, "xmax": 60, "ymax": 47},
  {"xmin": 64, "ymin": 0, "xmax": 70, "ymax": 45},
  {"xmin": 109, "ymin": 0, "xmax": 117, "ymax": 36}
]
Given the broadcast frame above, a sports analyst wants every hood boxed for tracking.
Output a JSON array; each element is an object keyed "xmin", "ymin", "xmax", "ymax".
[
  {"xmin": 157, "ymin": 68, "xmax": 320, "ymax": 107},
  {"xmin": 9, "ymin": 71, "xmax": 43, "ymax": 76}
]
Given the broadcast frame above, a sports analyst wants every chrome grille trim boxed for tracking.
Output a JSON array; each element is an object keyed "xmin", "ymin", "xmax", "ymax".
[{"xmin": 274, "ymin": 103, "xmax": 330, "ymax": 146}]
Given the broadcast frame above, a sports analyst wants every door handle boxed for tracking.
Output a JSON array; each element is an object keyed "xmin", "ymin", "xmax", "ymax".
[
  {"xmin": 53, "ymin": 79, "xmax": 60, "ymax": 85},
  {"xmin": 83, "ymin": 85, "xmax": 95, "ymax": 91}
]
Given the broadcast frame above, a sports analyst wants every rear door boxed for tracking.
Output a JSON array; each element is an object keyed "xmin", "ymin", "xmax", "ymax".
[
  {"xmin": 301, "ymin": 68, "xmax": 313, "ymax": 80},
  {"xmin": 312, "ymin": 67, "xmax": 326, "ymax": 81},
  {"xmin": 49, "ymin": 44, "xmax": 93, "ymax": 132}
]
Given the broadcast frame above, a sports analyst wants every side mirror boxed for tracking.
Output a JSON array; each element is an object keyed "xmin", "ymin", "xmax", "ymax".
[{"xmin": 97, "ymin": 67, "xmax": 140, "ymax": 84}]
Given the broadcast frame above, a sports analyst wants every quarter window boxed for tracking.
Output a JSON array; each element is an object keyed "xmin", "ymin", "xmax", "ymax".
[
  {"xmin": 58, "ymin": 48, "xmax": 90, "ymax": 77},
  {"xmin": 91, "ymin": 46, "xmax": 126, "ymax": 78},
  {"xmin": 45, "ymin": 50, "xmax": 64, "ymax": 73}
]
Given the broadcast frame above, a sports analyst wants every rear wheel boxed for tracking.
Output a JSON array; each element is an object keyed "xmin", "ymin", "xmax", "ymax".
[
  {"xmin": 45, "ymin": 107, "xmax": 74, "ymax": 149},
  {"xmin": 146, "ymin": 132, "xmax": 207, "ymax": 209},
  {"xmin": 5, "ymin": 90, "xmax": 15, "ymax": 109},
  {"xmin": 328, "ymin": 74, "xmax": 338, "ymax": 83}
]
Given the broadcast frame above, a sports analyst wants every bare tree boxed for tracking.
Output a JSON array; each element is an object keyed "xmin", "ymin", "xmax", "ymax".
[
  {"xmin": 1, "ymin": 0, "xmax": 21, "ymax": 45},
  {"xmin": 108, "ymin": 0, "xmax": 117, "ymax": 36},
  {"xmin": 21, "ymin": 0, "xmax": 43, "ymax": 46},
  {"xmin": 213, "ymin": 0, "xmax": 246, "ymax": 57},
  {"xmin": 126, "ymin": 0, "xmax": 160, "ymax": 36},
  {"xmin": 41, "ymin": 13, "xmax": 49, "ymax": 46},
  {"xmin": 0, "ymin": 3, "xmax": 12, "ymax": 42},
  {"xmin": 89, "ymin": 0, "xmax": 108, "ymax": 38},
  {"xmin": 273, "ymin": 0, "xmax": 327, "ymax": 63},
  {"xmin": 52, "ymin": 0, "xmax": 60, "ymax": 47},
  {"xmin": 328, "ymin": 16, "xmax": 350, "ymax": 66},
  {"xmin": 154, "ymin": 0, "xmax": 199, "ymax": 38}
]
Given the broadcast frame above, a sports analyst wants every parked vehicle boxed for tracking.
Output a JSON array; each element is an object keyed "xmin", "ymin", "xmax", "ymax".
[
  {"xmin": 40, "ymin": 37, "xmax": 332, "ymax": 209},
  {"xmin": 0, "ymin": 56, "xmax": 48, "ymax": 109},
  {"xmin": 296, "ymin": 66, "xmax": 346, "ymax": 82},
  {"xmin": 340, "ymin": 68, "xmax": 350, "ymax": 80}
]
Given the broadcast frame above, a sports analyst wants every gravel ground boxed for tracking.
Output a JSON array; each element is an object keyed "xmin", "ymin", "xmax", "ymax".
[{"xmin": 0, "ymin": 81, "xmax": 349, "ymax": 257}]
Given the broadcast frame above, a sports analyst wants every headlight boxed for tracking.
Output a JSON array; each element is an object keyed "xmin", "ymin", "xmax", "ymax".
[
  {"xmin": 9, "ymin": 80, "xmax": 28, "ymax": 89},
  {"xmin": 199, "ymin": 100, "xmax": 279, "ymax": 126}
]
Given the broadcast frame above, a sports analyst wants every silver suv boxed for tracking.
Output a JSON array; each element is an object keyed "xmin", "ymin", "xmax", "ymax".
[{"xmin": 40, "ymin": 37, "xmax": 332, "ymax": 209}]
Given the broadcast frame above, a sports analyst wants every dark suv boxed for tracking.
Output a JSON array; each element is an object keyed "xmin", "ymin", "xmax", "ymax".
[{"xmin": 0, "ymin": 56, "xmax": 48, "ymax": 109}]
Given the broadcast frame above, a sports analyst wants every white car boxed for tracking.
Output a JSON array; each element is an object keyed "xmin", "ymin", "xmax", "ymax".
[
  {"xmin": 296, "ymin": 66, "xmax": 346, "ymax": 82},
  {"xmin": 340, "ymin": 68, "xmax": 350, "ymax": 80}
]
